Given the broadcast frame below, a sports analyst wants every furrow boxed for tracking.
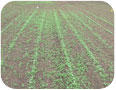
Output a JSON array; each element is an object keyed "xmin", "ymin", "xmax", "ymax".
[
  {"xmin": 2, "ymin": 15, "xmax": 20, "ymax": 34},
  {"xmin": 27, "ymin": 12, "xmax": 46, "ymax": 89},
  {"xmin": 85, "ymin": 11, "xmax": 114, "ymax": 26},
  {"xmin": 8, "ymin": 9, "xmax": 37, "ymax": 50},
  {"xmin": 54, "ymin": 10, "xmax": 79, "ymax": 89},
  {"xmin": 60, "ymin": 10, "xmax": 109, "ymax": 82},
  {"xmin": 69, "ymin": 11, "xmax": 109, "ymax": 46},
  {"xmin": 77, "ymin": 11, "xmax": 113, "ymax": 35}
]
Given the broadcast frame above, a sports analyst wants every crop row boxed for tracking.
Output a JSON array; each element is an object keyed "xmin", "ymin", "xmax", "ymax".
[{"xmin": 2, "ymin": 9, "xmax": 113, "ymax": 89}]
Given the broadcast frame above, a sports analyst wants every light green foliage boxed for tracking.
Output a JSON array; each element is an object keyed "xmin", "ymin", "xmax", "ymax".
[
  {"xmin": 19, "ymin": 62, "xmax": 23, "ymax": 68},
  {"xmin": 21, "ymin": 84, "xmax": 25, "ymax": 88},
  {"xmin": 26, "ymin": 38, "xmax": 32, "ymax": 44},
  {"xmin": 28, "ymin": 12, "xmax": 46, "ymax": 89},
  {"xmin": 38, "ymin": 77, "xmax": 48, "ymax": 88},
  {"xmin": 60, "ymin": 10, "xmax": 109, "ymax": 83},
  {"xmin": 77, "ymin": 11, "xmax": 113, "ymax": 35},
  {"xmin": 108, "ymin": 62, "xmax": 113, "ymax": 72},
  {"xmin": 86, "ymin": 11, "xmax": 114, "ymax": 26},
  {"xmin": 13, "ymin": 70, "xmax": 17, "ymax": 75},
  {"xmin": 9, "ymin": 9, "xmax": 37, "ymax": 50},
  {"xmin": 70, "ymin": 11, "xmax": 109, "ymax": 46},
  {"xmin": 13, "ymin": 83, "xmax": 18, "ymax": 87},
  {"xmin": 1, "ymin": 59, "xmax": 5, "ymax": 66},
  {"xmin": 54, "ymin": 11, "xmax": 78, "ymax": 88},
  {"xmin": 9, "ymin": 65, "xmax": 14, "ymax": 69},
  {"xmin": 28, "ymin": 76, "xmax": 36, "ymax": 89},
  {"xmin": 2, "ymin": 2, "xmax": 113, "ymax": 89}
]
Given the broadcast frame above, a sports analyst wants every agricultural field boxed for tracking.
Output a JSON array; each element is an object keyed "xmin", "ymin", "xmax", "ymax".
[{"xmin": 1, "ymin": 1, "xmax": 114, "ymax": 89}]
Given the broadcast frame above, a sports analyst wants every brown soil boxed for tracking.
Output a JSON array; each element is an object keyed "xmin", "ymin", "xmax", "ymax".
[{"xmin": 1, "ymin": 1, "xmax": 114, "ymax": 89}]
